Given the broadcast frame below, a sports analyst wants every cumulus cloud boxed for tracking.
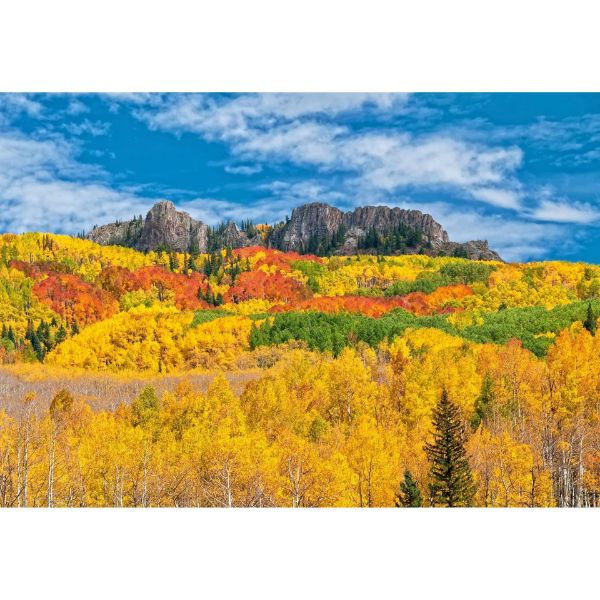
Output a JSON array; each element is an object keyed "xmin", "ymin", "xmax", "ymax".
[
  {"xmin": 123, "ymin": 93, "xmax": 528, "ymax": 212},
  {"xmin": 527, "ymin": 199, "xmax": 600, "ymax": 224},
  {"xmin": 0, "ymin": 93, "xmax": 44, "ymax": 127},
  {"xmin": 132, "ymin": 93, "xmax": 409, "ymax": 139},
  {"xmin": 0, "ymin": 132, "xmax": 151, "ymax": 234}
]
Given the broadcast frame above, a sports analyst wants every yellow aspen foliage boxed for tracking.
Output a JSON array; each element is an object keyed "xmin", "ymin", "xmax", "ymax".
[
  {"xmin": 344, "ymin": 415, "xmax": 399, "ymax": 507},
  {"xmin": 468, "ymin": 428, "xmax": 553, "ymax": 507},
  {"xmin": 389, "ymin": 328, "xmax": 481, "ymax": 433},
  {"xmin": 277, "ymin": 431, "xmax": 355, "ymax": 507},
  {"xmin": 47, "ymin": 307, "xmax": 252, "ymax": 372}
]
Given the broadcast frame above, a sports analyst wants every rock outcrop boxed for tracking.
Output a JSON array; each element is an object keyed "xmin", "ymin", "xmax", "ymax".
[
  {"xmin": 270, "ymin": 203, "xmax": 451, "ymax": 253},
  {"xmin": 87, "ymin": 199, "xmax": 502, "ymax": 261},
  {"xmin": 344, "ymin": 205, "xmax": 449, "ymax": 247},
  {"xmin": 87, "ymin": 218, "xmax": 144, "ymax": 248},
  {"xmin": 135, "ymin": 201, "xmax": 208, "ymax": 252},
  {"xmin": 440, "ymin": 240, "xmax": 502, "ymax": 261},
  {"xmin": 269, "ymin": 203, "xmax": 344, "ymax": 252},
  {"xmin": 88, "ymin": 201, "xmax": 209, "ymax": 252}
]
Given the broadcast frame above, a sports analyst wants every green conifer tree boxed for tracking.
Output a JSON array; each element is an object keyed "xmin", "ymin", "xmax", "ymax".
[
  {"xmin": 584, "ymin": 302, "xmax": 597, "ymax": 335},
  {"xmin": 395, "ymin": 470, "xmax": 423, "ymax": 507},
  {"xmin": 55, "ymin": 324, "xmax": 67, "ymax": 344},
  {"xmin": 425, "ymin": 389, "xmax": 475, "ymax": 507}
]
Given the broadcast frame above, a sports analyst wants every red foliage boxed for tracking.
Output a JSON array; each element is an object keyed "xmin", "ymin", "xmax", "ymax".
[
  {"xmin": 96, "ymin": 266, "xmax": 141, "ymax": 297},
  {"xmin": 233, "ymin": 247, "xmax": 322, "ymax": 272},
  {"xmin": 268, "ymin": 295, "xmax": 420, "ymax": 317},
  {"xmin": 225, "ymin": 270, "xmax": 312, "ymax": 303},
  {"xmin": 33, "ymin": 274, "xmax": 119, "ymax": 325},
  {"xmin": 132, "ymin": 266, "xmax": 208, "ymax": 310},
  {"xmin": 269, "ymin": 285, "xmax": 473, "ymax": 317},
  {"xmin": 96, "ymin": 266, "xmax": 211, "ymax": 310}
]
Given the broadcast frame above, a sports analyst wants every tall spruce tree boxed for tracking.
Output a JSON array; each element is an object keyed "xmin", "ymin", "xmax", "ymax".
[
  {"xmin": 425, "ymin": 389, "xmax": 475, "ymax": 507},
  {"xmin": 395, "ymin": 470, "xmax": 423, "ymax": 507},
  {"xmin": 584, "ymin": 302, "xmax": 597, "ymax": 335}
]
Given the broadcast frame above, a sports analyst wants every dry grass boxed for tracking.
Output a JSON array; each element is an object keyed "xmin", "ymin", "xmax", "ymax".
[{"xmin": 0, "ymin": 364, "xmax": 261, "ymax": 415}]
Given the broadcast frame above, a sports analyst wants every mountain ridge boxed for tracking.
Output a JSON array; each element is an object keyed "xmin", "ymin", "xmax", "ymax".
[{"xmin": 87, "ymin": 200, "xmax": 502, "ymax": 261}]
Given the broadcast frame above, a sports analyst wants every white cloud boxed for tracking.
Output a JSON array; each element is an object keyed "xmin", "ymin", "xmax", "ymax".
[
  {"xmin": 0, "ymin": 94, "xmax": 44, "ymax": 127},
  {"xmin": 338, "ymin": 134, "xmax": 523, "ymax": 193},
  {"xmin": 63, "ymin": 119, "xmax": 111, "ymax": 137},
  {"xmin": 223, "ymin": 164, "xmax": 263, "ymax": 176},
  {"xmin": 469, "ymin": 187, "xmax": 523, "ymax": 209},
  {"xmin": 527, "ymin": 199, "xmax": 600, "ymax": 224},
  {"xmin": 66, "ymin": 98, "xmax": 90, "ymax": 116},
  {"xmin": 127, "ymin": 93, "xmax": 526, "ymax": 210},
  {"xmin": 133, "ymin": 93, "xmax": 409, "ymax": 139},
  {"xmin": 0, "ymin": 132, "xmax": 150, "ymax": 234}
]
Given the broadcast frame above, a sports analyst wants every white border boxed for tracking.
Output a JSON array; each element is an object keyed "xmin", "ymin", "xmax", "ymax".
[
  {"xmin": 0, "ymin": 508, "xmax": 597, "ymax": 599},
  {"xmin": 1, "ymin": 0, "xmax": 600, "ymax": 91},
  {"xmin": 1, "ymin": 1, "xmax": 599, "ymax": 597}
]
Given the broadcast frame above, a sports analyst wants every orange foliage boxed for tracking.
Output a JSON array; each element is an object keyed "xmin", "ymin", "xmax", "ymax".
[
  {"xmin": 425, "ymin": 284, "xmax": 474, "ymax": 310},
  {"xmin": 234, "ymin": 246, "xmax": 322, "ymax": 271},
  {"xmin": 269, "ymin": 285, "xmax": 472, "ymax": 317},
  {"xmin": 96, "ymin": 265, "xmax": 141, "ymax": 297},
  {"xmin": 97, "ymin": 265, "xmax": 209, "ymax": 310},
  {"xmin": 33, "ymin": 273, "xmax": 119, "ymax": 324},
  {"xmin": 133, "ymin": 266, "xmax": 208, "ymax": 310},
  {"xmin": 225, "ymin": 270, "xmax": 312, "ymax": 303}
]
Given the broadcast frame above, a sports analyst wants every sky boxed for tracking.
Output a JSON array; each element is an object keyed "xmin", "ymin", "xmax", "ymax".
[{"xmin": 0, "ymin": 92, "xmax": 599, "ymax": 263}]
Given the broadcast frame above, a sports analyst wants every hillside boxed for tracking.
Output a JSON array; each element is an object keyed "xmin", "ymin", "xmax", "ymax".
[
  {"xmin": 0, "ymin": 231, "xmax": 599, "ymax": 507},
  {"xmin": 87, "ymin": 200, "xmax": 502, "ymax": 260}
]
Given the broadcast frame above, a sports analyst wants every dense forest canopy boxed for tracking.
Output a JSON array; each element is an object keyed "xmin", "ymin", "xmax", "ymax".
[{"xmin": 0, "ymin": 232, "xmax": 599, "ymax": 507}]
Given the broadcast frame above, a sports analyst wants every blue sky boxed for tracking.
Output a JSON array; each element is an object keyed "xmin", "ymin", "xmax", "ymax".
[{"xmin": 0, "ymin": 92, "xmax": 599, "ymax": 262}]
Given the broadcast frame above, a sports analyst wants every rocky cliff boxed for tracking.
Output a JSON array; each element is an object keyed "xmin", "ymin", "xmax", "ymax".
[
  {"xmin": 269, "ymin": 203, "xmax": 500, "ymax": 260},
  {"xmin": 87, "ymin": 200, "xmax": 502, "ymax": 261}
]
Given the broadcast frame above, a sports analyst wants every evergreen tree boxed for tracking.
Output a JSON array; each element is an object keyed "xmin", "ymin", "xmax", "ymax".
[
  {"xmin": 425, "ymin": 389, "xmax": 475, "ymax": 507},
  {"xmin": 471, "ymin": 373, "xmax": 495, "ymax": 430},
  {"xmin": 584, "ymin": 302, "xmax": 597, "ymax": 335},
  {"xmin": 29, "ymin": 330, "xmax": 44, "ymax": 362},
  {"xmin": 395, "ymin": 470, "xmax": 423, "ymax": 507},
  {"xmin": 55, "ymin": 324, "xmax": 67, "ymax": 344}
]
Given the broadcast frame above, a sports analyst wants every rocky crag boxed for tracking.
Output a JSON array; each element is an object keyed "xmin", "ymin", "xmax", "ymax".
[{"xmin": 87, "ymin": 200, "xmax": 502, "ymax": 261}]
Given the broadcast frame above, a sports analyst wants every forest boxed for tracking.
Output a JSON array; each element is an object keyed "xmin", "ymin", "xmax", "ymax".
[{"xmin": 1, "ymin": 231, "xmax": 600, "ymax": 507}]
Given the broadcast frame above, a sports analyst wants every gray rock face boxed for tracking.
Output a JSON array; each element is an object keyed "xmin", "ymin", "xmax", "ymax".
[
  {"xmin": 87, "ymin": 199, "xmax": 502, "ymax": 261},
  {"xmin": 441, "ymin": 240, "xmax": 503, "ymax": 261},
  {"xmin": 344, "ymin": 205, "xmax": 449, "ymax": 246},
  {"xmin": 88, "ymin": 201, "xmax": 211, "ymax": 253},
  {"xmin": 271, "ymin": 203, "xmax": 451, "ymax": 254},
  {"xmin": 136, "ymin": 201, "xmax": 208, "ymax": 252},
  {"xmin": 87, "ymin": 219, "xmax": 144, "ymax": 247},
  {"xmin": 218, "ymin": 221, "xmax": 261, "ymax": 249},
  {"xmin": 270, "ymin": 203, "xmax": 344, "ymax": 252}
]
